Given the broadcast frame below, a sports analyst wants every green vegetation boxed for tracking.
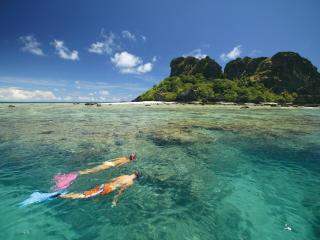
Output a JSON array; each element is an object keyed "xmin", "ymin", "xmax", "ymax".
[
  {"xmin": 134, "ymin": 52, "xmax": 320, "ymax": 104},
  {"xmin": 136, "ymin": 74, "xmax": 298, "ymax": 103}
]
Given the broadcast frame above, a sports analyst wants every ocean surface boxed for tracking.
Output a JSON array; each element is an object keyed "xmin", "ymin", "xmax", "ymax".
[{"xmin": 0, "ymin": 103, "xmax": 319, "ymax": 240}]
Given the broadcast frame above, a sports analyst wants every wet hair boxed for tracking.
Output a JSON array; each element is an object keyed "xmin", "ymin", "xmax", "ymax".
[
  {"xmin": 129, "ymin": 152, "xmax": 137, "ymax": 161},
  {"xmin": 134, "ymin": 171, "xmax": 143, "ymax": 179}
]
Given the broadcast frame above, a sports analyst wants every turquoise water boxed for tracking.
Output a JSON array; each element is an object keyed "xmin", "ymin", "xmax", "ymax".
[{"xmin": 0, "ymin": 104, "xmax": 319, "ymax": 240}]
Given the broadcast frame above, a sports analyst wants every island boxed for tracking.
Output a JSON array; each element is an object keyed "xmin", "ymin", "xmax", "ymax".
[{"xmin": 134, "ymin": 52, "xmax": 320, "ymax": 105}]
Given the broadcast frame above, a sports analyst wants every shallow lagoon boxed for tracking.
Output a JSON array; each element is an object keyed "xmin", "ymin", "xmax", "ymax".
[{"xmin": 0, "ymin": 103, "xmax": 319, "ymax": 240}]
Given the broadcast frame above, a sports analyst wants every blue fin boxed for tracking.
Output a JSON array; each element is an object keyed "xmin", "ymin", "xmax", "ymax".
[{"xmin": 20, "ymin": 191, "xmax": 62, "ymax": 207}]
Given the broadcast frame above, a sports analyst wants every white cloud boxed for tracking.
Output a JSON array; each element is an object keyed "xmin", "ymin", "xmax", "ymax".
[
  {"xmin": 78, "ymin": 96, "xmax": 94, "ymax": 101},
  {"xmin": 152, "ymin": 56, "xmax": 157, "ymax": 62},
  {"xmin": 141, "ymin": 35, "xmax": 147, "ymax": 41},
  {"xmin": 220, "ymin": 45, "xmax": 242, "ymax": 62},
  {"xmin": 136, "ymin": 63, "xmax": 153, "ymax": 74},
  {"xmin": 183, "ymin": 49, "xmax": 207, "ymax": 59},
  {"xmin": 63, "ymin": 96, "xmax": 73, "ymax": 101},
  {"xmin": 111, "ymin": 51, "xmax": 153, "ymax": 74},
  {"xmin": 122, "ymin": 30, "xmax": 136, "ymax": 41},
  {"xmin": 88, "ymin": 31, "xmax": 119, "ymax": 55},
  {"xmin": 99, "ymin": 90, "xmax": 109, "ymax": 96},
  {"xmin": 88, "ymin": 42, "xmax": 105, "ymax": 54},
  {"xmin": 75, "ymin": 91, "xmax": 109, "ymax": 102},
  {"xmin": 0, "ymin": 87, "xmax": 57, "ymax": 100},
  {"xmin": 99, "ymin": 96, "xmax": 107, "ymax": 101},
  {"xmin": 111, "ymin": 51, "xmax": 142, "ymax": 68},
  {"xmin": 74, "ymin": 80, "xmax": 81, "ymax": 89},
  {"xmin": 52, "ymin": 40, "xmax": 79, "ymax": 61},
  {"xmin": 19, "ymin": 35, "xmax": 45, "ymax": 56}
]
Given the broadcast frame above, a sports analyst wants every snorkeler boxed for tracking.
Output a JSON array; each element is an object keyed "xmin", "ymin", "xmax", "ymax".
[
  {"xmin": 60, "ymin": 171, "xmax": 143, "ymax": 207},
  {"xmin": 52, "ymin": 152, "xmax": 137, "ymax": 190}
]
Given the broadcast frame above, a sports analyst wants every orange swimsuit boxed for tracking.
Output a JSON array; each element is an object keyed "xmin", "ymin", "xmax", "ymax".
[{"xmin": 83, "ymin": 183, "xmax": 113, "ymax": 198}]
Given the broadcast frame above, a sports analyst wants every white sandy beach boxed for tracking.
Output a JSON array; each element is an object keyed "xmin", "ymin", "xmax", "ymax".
[{"xmin": 101, "ymin": 101, "xmax": 177, "ymax": 105}]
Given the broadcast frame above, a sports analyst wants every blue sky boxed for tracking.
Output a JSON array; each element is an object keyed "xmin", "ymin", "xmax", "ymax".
[{"xmin": 0, "ymin": 0, "xmax": 319, "ymax": 102}]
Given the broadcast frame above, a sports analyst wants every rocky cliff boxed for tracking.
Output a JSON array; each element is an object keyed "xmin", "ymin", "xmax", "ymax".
[
  {"xmin": 134, "ymin": 52, "xmax": 320, "ymax": 104},
  {"xmin": 224, "ymin": 52, "xmax": 320, "ymax": 95},
  {"xmin": 170, "ymin": 56, "xmax": 222, "ymax": 79}
]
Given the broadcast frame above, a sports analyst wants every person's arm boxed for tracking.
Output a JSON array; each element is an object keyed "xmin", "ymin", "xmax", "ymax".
[
  {"xmin": 78, "ymin": 157, "xmax": 128, "ymax": 176},
  {"xmin": 111, "ymin": 186, "xmax": 127, "ymax": 207}
]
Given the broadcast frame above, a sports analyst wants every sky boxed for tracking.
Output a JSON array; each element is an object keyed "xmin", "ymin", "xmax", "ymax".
[{"xmin": 0, "ymin": 0, "xmax": 319, "ymax": 102}]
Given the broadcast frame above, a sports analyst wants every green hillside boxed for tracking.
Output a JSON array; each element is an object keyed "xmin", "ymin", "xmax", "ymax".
[{"xmin": 134, "ymin": 52, "xmax": 320, "ymax": 104}]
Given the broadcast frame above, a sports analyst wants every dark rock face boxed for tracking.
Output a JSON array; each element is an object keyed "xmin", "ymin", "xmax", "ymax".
[
  {"xmin": 170, "ymin": 56, "xmax": 222, "ymax": 79},
  {"xmin": 224, "ymin": 57, "xmax": 267, "ymax": 80},
  {"xmin": 224, "ymin": 52, "xmax": 320, "ymax": 94},
  {"xmin": 170, "ymin": 57, "xmax": 197, "ymax": 77},
  {"xmin": 263, "ymin": 52, "xmax": 320, "ymax": 94}
]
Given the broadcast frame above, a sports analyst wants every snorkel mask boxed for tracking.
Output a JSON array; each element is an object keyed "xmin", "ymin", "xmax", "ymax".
[
  {"xmin": 129, "ymin": 152, "xmax": 137, "ymax": 161},
  {"xmin": 134, "ymin": 171, "xmax": 143, "ymax": 180}
]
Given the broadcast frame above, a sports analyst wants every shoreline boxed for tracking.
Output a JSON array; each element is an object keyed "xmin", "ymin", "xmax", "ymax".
[
  {"xmin": 1, "ymin": 101, "xmax": 319, "ymax": 109},
  {"xmin": 102, "ymin": 101, "xmax": 320, "ymax": 109}
]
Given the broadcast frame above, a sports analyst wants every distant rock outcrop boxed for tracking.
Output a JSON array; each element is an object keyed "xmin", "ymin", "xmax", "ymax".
[
  {"xmin": 170, "ymin": 56, "xmax": 223, "ymax": 79},
  {"xmin": 224, "ymin": 57, "xmax": 267, "ymax": 80},
  {"xmin": 224, "ymin": 52, "xmax": 320, "ymax": 95},
  {"xmin": 134, "ymin": 52, "xmax": 320, "ymax": 104}
]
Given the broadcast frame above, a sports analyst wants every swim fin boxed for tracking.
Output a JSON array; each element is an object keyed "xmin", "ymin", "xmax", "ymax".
[
  {"xmin": 52, "ymin": 172, "xmax": 78, "ymax": 190},
  {"xmin": 20, "ymin": 191, "xmax": 62, "ymax": 207}
]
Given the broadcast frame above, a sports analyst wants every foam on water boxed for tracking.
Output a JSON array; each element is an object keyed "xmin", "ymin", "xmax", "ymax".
[{"xmin": 0, "ymin": 103, "xmax": 319, "ymax": 240}]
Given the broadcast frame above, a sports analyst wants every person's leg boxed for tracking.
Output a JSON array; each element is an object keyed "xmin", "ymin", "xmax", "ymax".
[
  {"xmin": 60, "ymin": 183, "xmax": 111, "ymax": 199},
  {"xmin": 60, "ymin": 193, "xmax": 86, "ymax": 199}
]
